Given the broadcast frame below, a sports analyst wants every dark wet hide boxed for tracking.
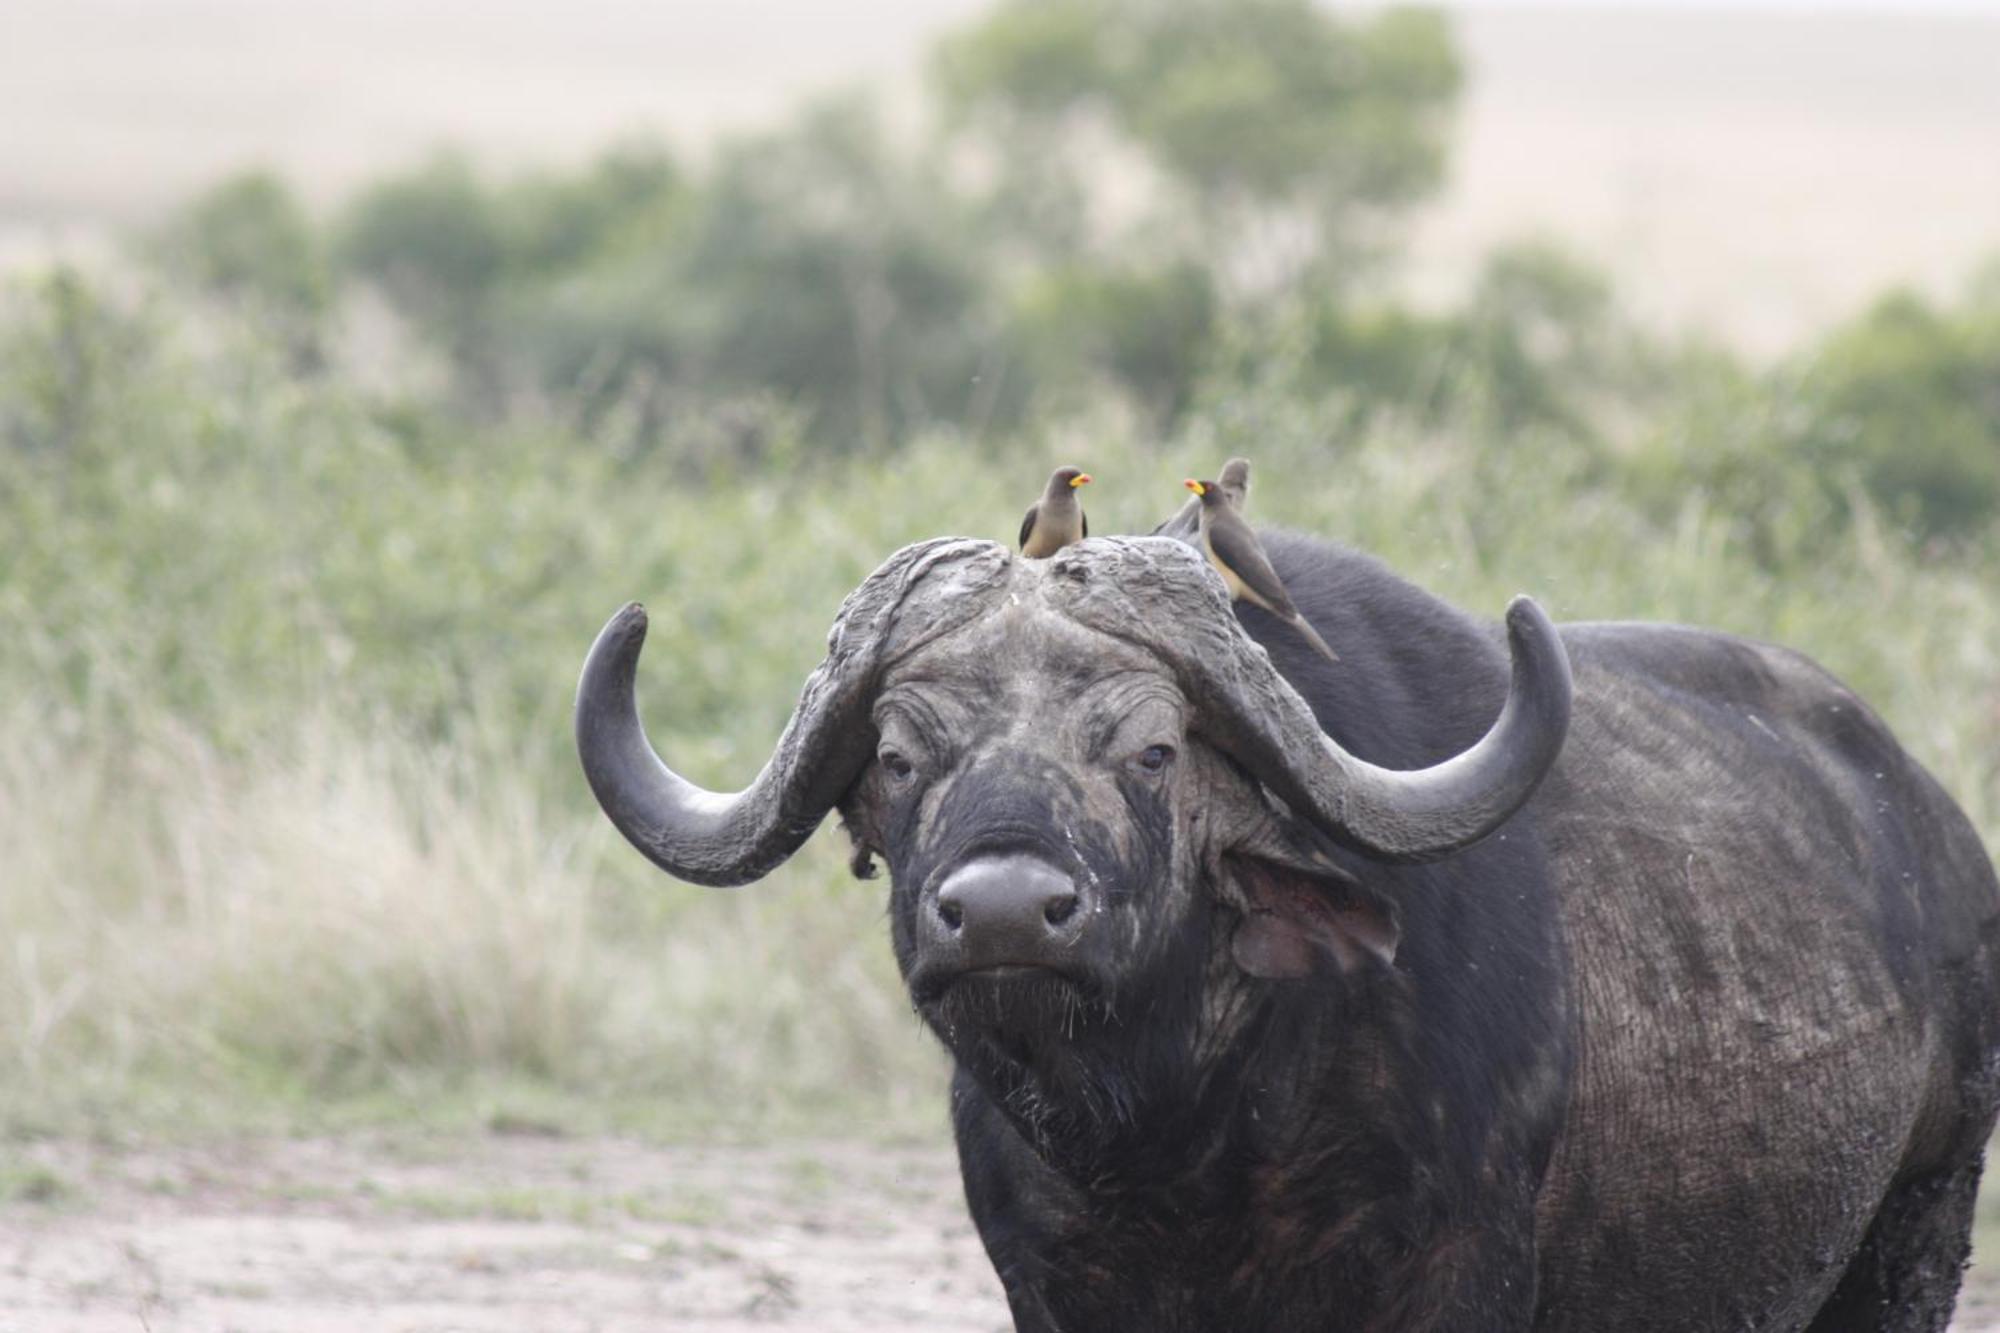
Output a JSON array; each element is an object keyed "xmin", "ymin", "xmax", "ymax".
[{"xmin": 923, "ymin": 969, "xmax": 1113, "ymax": 1059}]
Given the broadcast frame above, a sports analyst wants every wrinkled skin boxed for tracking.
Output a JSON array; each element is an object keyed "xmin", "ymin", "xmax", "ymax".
[
  {"xmin": 1530, "ymin": 619, "xmax": 2000, "ymax": 1331},
  {"xmin": 579, "ymin": 531, "xmax": 2000, "ymax": 1332},
  {"xmin": 839, "ymin": 538, "xmax": 2000, "ymax": 1332},
  {"xmin": 836, "ymin": 579, "xmax": 1568, "ymax": 1331}
]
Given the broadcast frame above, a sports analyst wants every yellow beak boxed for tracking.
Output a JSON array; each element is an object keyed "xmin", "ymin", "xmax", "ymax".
[
  {"xmin": 1071, "ymin": 473, "xmax": 1093, "ymax": 488},
  {"xmin": 1184, "ymin": 479, "xmax": 1206, "ymax": 496}
]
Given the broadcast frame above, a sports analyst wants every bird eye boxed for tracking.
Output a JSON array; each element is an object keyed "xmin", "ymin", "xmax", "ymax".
[
  {"xmin": 879, "ymin": 749, "xmax": 916, "ymax": 783},
  {"xmin": 1134, "ymin": 744, "xmax": 1175, "ymax": 774}
]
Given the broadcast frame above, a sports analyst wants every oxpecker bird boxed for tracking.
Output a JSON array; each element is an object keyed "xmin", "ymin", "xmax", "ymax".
[
  {"xmin": 1216, "ymin": 456, "xmax": 1251, "ymax": 507},
  {"xmin": 1185, "ymin": 477, "xmax": 1339, "ymax": 664},
  {"xmin": 1019, "ymin": 467, "xmax": 1092, "ymax": 557},
  {"xmin": 1165, "ymin": 456, "xmax": 1251, "ymax": 535}
]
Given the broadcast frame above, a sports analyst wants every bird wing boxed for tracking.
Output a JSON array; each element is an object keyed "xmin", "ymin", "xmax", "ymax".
[
  {"xmin": 1018, "ymin": 502, "xmax": 1041, "ymax": 550},
  {"xmin": 1153, "ymin": 497, "xmax": 1202, "ymax": 542},
  {"xmin": 1207, "ymin": 516, "xmax": 1300, "ymax": 619},
  {"xmin": 1081, "ymin": 509, "xmax": 1088, "ymax": 539}
]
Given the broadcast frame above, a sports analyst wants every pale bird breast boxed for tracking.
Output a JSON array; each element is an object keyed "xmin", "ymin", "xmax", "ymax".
[
  {"xmin": 1022, "ymin": 503, "xmax": 1084, "ymax": 558},
  {"xmin": 1200, "ymin": 535, "xmax": 1252, "ymax": 604}
]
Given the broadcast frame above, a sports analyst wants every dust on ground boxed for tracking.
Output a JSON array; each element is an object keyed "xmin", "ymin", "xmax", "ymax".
[
  {"xmin": 0, "ymin": 1133, "xmax": 1007, "ymax": 1332},
  {"xmin": 3, "ymin": 1132, "xmax": 2000, "ymax": 1332}
]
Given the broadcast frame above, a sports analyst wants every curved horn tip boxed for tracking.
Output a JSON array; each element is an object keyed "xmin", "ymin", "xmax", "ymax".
[
  {"xmin": 578, "ymin": 603, "xmax": 653, "ymax": 710},
  {"xmin": 1504, "ymin": 596, "xmax": 1566, "ymax": 656},
  {"xmin": 1498, "ymin": 596, "xmax": 1573, "ymax": 758},
  {"xmin": 602, "ymin": 602, "xmax": 650, "ymax": 653},
  {"xmin": 588, "ymin": 600, "xmax": 652, "ymax": 664},
  {"xmin": 1504, "ymin": 593, "xmax": 1545, "ymax": 628}
]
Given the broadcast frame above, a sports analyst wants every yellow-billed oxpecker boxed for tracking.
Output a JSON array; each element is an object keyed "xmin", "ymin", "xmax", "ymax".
[
  {"xmin": 1217, "ymin": 455, "xmax": 1251, "ymax": 506},
  {"xmin": 1019, "ymin": 466, "xmax": 1092, "ymax": 557},
  {"xmin": 1166, "ymin": 456, "xmax": 1251, "ymax": 532},
  {"xmin": 1185, "ymin": 476, "xmax": 1340, "ymax": 663}
]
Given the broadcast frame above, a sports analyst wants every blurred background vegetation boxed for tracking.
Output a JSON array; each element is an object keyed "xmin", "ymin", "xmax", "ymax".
[{"xmin": 2, "ymin": 0, "xmax": 1997, "ymax": 1142}]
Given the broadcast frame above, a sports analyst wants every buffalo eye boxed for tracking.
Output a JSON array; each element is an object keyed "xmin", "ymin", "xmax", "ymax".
[
  {"xmin": 1133, "ymin": 744, "xmax": 1175, "ymax": 775},
  {"xmin": 879, "ymin": 748, "xmax": 917, "ymax": 784}
]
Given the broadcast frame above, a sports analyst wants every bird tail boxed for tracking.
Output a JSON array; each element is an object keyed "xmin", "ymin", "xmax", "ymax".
[{"xmin": 1291, "ymin": 614, "xmax": 1341, "ymax": 664}]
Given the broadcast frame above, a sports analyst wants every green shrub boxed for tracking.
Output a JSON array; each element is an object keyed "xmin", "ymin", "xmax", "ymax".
[
  {"xmin": 1216, "ymin": 239, "xmax": 1634, "ymax": 439},
  {"xmin": 148, "ymin": 171, "xmax": 330, "ymax": 366},
  {"xmin": 939, "ymin": 0, "xmax": 1461, "ymax": 280},
  {"xmin": 1791, "ymin": 287, "xmax": 2000, "ymax": 543},
  {"xmin": 1012, "ymin": 260, "xmax": 1218, "ymax": 423}
]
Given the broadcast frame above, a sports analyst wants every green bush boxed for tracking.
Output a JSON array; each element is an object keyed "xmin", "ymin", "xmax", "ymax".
[
  {"xmin": 339, "ymin": 154, "xmax": 516, "ymax": 389},
  {"xmin": 293, "ymin": 2, "xmax": 1471, "ymax": 446},
  {"xmin": 1791, "ymin": 286, "xmax": 2000, "ymax": 543},
  {"xmin": 939, "ymin": 0, "xmax": 1460, "ymax": 281},
  {"xmin": 1217, "ymin": 239, "xmax": 1633, "ymax": 439},
  {"xmin": 336, "ymin": 112, "xmax": 1016, "ymax": 450},
  {"xmin": 148, "ymin": 171, "xmax": 330, "ymax": 366},
  {"xmin": 1013, "ymin": 259, "xmax": 1218, "ymax": 423},
  {"xmin": 1610, "ymin": 280, "xmax": 2000, "ymax": 558},
  {"xmin": 635, "ymin": 98, "xmax": 1013, "ymax": 449}
]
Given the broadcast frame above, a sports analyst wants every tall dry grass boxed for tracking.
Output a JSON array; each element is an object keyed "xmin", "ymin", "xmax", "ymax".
[
  {"xmin": 0, "ymin": 710, "xmax": 945, "ymax": 1135},
  {"xmin": 0, "ymin": 271, "xmax": 1994, "ymax": 1136}
]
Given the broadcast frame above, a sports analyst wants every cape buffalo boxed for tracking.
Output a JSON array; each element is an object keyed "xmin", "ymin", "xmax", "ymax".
[{"xmin": 575, "ymin": 532, "xmax": 2000, "ymax": 1331}]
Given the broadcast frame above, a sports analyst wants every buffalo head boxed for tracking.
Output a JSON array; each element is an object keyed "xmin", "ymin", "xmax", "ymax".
[{"xmin": 575, "ymin": 537, "xmax": 1570, "ymax": 1136}]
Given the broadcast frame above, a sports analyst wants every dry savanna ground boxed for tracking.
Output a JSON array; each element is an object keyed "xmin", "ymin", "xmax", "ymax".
[
  {"xmin": 4, "ymin": 1130, "xmax": 2000, "ymax": 1332},
  {"xmin": 0, "ymin": 1132, "xmax": 1006, "ymax": 1333}
]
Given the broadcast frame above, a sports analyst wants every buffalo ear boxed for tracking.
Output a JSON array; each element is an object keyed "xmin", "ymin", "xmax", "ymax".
[
  {"xmin": 1224, "ymin": 851, "xmax": 1399, "ymax": 981},
  {"xmin": 835, "ymin": 794, "xmax": 884, "ymax": 880}
]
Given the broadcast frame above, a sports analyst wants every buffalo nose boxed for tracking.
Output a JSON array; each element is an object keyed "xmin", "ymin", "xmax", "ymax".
[{"xmin": 932, "ymin": 854, "xmax": 1082, "ymax": 961}]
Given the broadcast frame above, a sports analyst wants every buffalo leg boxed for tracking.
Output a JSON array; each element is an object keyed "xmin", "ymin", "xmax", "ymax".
[{"xmin": 1804, "ymin": 1158, "xmax": 1983, "ymax": 1333}]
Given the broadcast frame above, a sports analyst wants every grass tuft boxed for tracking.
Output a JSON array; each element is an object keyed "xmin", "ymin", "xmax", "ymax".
[{"xmin": 0, "ymin": 272, "xmax": 1994, "ymax": 1139}]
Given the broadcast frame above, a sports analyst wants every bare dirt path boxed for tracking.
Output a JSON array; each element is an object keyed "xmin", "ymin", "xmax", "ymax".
[
  {"xmin": 3, "ymin": 1133, "xmax": 1998, "ymax": 1332},
  {"xmin": 0, "ymin": 1134, "xmax": 1007, "ymax": 1332}
]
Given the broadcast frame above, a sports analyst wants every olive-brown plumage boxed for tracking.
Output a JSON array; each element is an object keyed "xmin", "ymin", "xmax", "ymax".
[
  {"xmin": 1185, "ymin": 476, "xmax": 1339, "ymax": 663},
  {"xmin": 1166, "ymin": 456, "xmax": 1250, "ymax": 533},
  {"xmin": 1216, "ymin": 456, "xmax": 1250, "ymax": 507},
  {"xmin": 1019, "ymin": 467, "xmax": 1091, "ymax": 557}
]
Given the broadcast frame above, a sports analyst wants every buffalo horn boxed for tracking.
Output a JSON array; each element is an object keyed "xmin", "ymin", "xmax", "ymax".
[
  {"xmin": 1233, "ymin": 595, "xmax": 1573, "ymax": 861},
  {"xmin": 1048, "ymin": 538, "xmax": 1571, "ymax": 863},
  {"xmin": 575, "ymin": 538, "xmax": 1009, "ymax": 886}
]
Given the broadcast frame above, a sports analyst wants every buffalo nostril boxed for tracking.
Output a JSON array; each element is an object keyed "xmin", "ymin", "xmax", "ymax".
[{"xmin": 932, "ymin": 854, "xmax": 1081, "ymax": 958}]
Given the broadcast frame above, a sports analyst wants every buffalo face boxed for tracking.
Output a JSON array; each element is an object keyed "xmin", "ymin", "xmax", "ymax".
[{"xmin": 847, "ymin": 609, "xmax": 1203, "ymax": 1064}]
